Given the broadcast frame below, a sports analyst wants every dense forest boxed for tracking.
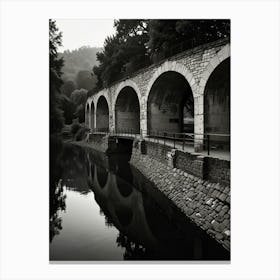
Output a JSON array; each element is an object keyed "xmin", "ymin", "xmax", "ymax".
[
  {"xmin": 58, "ymin": 46, "xmax": 101, "ymax": 85},
  {"xmin": 56, "ymin": 47, "xmax": 101, "ymax": 131},
  {"xmin": 49, "ymin": 20, "xmax": 96, "ymax": 139}
]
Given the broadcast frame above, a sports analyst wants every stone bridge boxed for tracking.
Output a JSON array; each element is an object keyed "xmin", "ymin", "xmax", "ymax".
[{"xmin": 85, "ymin": 38, "xmax": 230, "ymax": 151}]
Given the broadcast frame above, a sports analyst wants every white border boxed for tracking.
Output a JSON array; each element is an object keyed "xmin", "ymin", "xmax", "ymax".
[{"xmin": 1, "ymin": 0, "xmax": 280, "ymax": 279}]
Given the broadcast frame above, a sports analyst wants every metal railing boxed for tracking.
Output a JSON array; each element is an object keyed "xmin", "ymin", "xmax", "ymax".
[{"xmin": 90, "ymin": 128, "xmax": 230, "ymax": 156}]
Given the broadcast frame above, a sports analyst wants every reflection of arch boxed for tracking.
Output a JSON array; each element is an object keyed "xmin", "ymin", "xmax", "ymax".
[
  {"xmin": 116, "ymin": 176, "xmax": 133, "ymax": 197},
  {"xmin": 147, "ymin": 71, "xmax": 194, "ymax": 134},
  {"xmin": 114, "ymin": 86, "xmax": 140, "ymax": 133},
  {"xmin": 96, "ymin": 95, "xmax": 109, "ymax": 132},
  {"xmin": 115, "ymin": 205, "xmax": 133, "ymax": 227},
  {"xmin": 90, "ymin": 101, "xmax": 95, "ymax": 131},
  {"xmin": 96, "ymin": 165, "xmax": 109, "ymax": 189}
]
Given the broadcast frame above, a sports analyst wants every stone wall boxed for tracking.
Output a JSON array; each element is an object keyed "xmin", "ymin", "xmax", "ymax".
[
  {"xmin": 175, "ymin": 150, "xmax": 204, "ymax": 178},
  {"xmin": 130, "ymin": 150, "xmax": 230, "ymax": 251},
  {"xmin": 145, "ymin": 141, "xmax": 172, "ymax": 165},
  {"xmin": 134, "ymin": 140, "xmax": 230, "ymax": 186},
  {"xmin": 204, "ymin": 157, "xmax": 230, "ymax": 186}
]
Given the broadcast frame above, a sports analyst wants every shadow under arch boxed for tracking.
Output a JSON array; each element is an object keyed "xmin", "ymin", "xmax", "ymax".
[
  {"xmin": 147, "ymin": 71, "xmax": 194, "ymax": 134},
  {"xmin": 204, "ymin": 57, "xmax": 230, "ymax": 149},
  {"xmin": 114, "ymin": 86, "xmax": 140, "ymax": 134},
  {"xmin": 96, "ymin": 95, "xmax": 109, "ymax": 132},
  {"xmin": 96, "ymin": 165, "xmax": 109, "ymax": 189}
]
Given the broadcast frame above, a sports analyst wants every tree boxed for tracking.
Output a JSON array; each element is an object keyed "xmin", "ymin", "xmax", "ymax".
[
  {"xmin": 60, "ymin": 80, "xmax": 76, "ymax": 97},
  {"xmin": 76, "ymin": 70, "xmax": 97, "ymax": 90},
  {"xmin": 58, "ymin": 94, "xmax": 76, "ymax": 124},
  {"xmin": 147, "ymin": 20, "xmax": 230, "ymax": 63},
  {"xmin": 59, "ymin": 46, "xmax": 101, "ymax": 82},
  {"xmin": 93, "ymin": 20, "xmax": 150, "ymax": 88},
  {"xmin": 70, "ymin": 88, "xmax": 88, "ymax": 105},
  {"xmin": 49, "ymin": 19, "xmax": 64, "ymax": 133},
  {"xmin": 70, "ymin": 88, "xmax": 88, "ymax": 123}
]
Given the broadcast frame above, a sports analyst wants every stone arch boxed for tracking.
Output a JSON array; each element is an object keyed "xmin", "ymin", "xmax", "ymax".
[
  {"xmin": 198, "ymin": 44, "xmax": 230, "ymax": 95},
  {"xmin": 96, "ymin": 95, "xmax": 110, "ymax": 132},
  {"xmin": 192, "ymin": 44, "xmax": 230, "ymax": 151},
  {"xmin": 114, "ymin": 80, "xmax": 141, "ymax": 109},
  {"xmin": 203, "ymin": 56, "xmax": 230, "ymax": 150},
  {"xmin": 145, "ymin": 61, "xmax": 197, "ymax": 135},
  {"xmin": 146, "ymin": 61, "xmax": 197, "ymax": 100},
  {"xmin": 114, "ymin": 81, "xmax": 141, "ymax": 134},
  {"xmin": 144, "ymin": 61, "xmax": 197, "ymax": 136}
]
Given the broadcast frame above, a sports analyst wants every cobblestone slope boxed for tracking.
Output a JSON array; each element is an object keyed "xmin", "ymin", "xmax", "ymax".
[{"xmin": 130, "ymin": 152, "xmax": 230, "ymax": 251}]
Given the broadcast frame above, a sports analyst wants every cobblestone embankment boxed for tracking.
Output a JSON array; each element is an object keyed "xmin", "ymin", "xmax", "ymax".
[{"xmin": 130, "ymin": 152, "xmax": 231, "ymax": 251}]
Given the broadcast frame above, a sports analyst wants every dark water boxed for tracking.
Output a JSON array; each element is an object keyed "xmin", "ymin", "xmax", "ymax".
[{"xmin": 49, "ymin": 140, "xmax": 229, "ymax": 261}]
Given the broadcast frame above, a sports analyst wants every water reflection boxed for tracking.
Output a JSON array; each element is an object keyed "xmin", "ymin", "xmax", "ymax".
[{"xmin": 50, "ymin": 140, "xmax": 229, "ymax": 260}]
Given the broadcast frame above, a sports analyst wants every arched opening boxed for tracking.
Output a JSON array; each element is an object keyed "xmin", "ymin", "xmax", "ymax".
[
  {"xmin": 204, "ymin": 57, "xmax": 230, "ymax": 150},
  {"xmin": 116, "ymin": 177, "xmax": 133, "ymax": 197},
  {"xmin": 90, "ymin": 102, "xmax": 95, "ymax": 131},
  {"xmin": 96, "ymin": 96, "xmax": 109, "ymax": 132},
  {"xmin": 85, "ymin": 103, "xmax": 90, "ymax": 127},
  {"xmin": 115, "ymin": 87, "xmax": 140, "ymax": 134},
  {"xmin": 147, "ymin": 71, "xmax": 194, "ymax": 135}
]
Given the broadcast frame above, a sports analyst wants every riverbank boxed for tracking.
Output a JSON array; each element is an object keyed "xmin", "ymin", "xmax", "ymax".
[
  {"xmin": 130, "ymin": 151, "xmax": 230, "ymax": 251},
  {"xmin": 70, "ymin": 139, "xmax": 230, "ymax": 252}
]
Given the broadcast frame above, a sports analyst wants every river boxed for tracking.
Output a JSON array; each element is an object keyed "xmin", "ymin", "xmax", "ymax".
[{"xmin": 49, "ymin": 140, "xmax": 229, "ymax": 261}]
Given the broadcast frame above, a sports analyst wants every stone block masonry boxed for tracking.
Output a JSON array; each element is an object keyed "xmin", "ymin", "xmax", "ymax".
[
  {"xmin": 130, "ymin": 139, "xmax": 230, "ymax": 251},
  {"xmin": 175, "ymin": 150, "xmax": 204, "ymax": 178},
  {"xmin": 138, "ymin": 140, "xmax": 230, "ymax": 186},
  {"xmin": 144, "ymin": 141, "xmax": 173, "ymax": 166},
  {"xmin": 204, "ymin": 157, "xmax": 230, "ymax": 186},
  {"xmin": 86, "ymin": 38, "xmax": 230, "ymax": 151}
]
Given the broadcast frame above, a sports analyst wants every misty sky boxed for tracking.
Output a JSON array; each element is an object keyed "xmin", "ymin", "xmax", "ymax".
[{"xmin": 55, "ymin": 19, "xmax": 116, "ymax": 51}]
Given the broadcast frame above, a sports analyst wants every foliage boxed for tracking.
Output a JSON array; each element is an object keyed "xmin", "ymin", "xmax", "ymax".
[
  {"xmin": 71, "ymin": 122, "xmax": 82, "ymax": 135},
  {"xmin": 49, "ymin": 19, "xmax": 65, "ymax": 134},
  {"xmin": 93, "ymin": 20, "xmax": 150, "ymax": 88},
  {"xmin": 57, "ymin": 94, "xmax": 76, "ymax": 125},
  {"xmin": 60, "ymin": 80, "xmax": 76, "ymax": 97},
  {"xmin": 59, "ymin": 46, "xmax": 101, "ymax": 82},
  {"xmin": 74, "ymin": 103, "xmax": 85, "ymax": 123},
  {"xmin": 147, "ymin": 20, "xmax": 230, "ymax": 63},
  {"xmin": 58, "ymin": 47, "xmax": 100, "ymax": 123},
  {"xmin": 70, "ymin": 88, "xmax": 88, "ymax": 105},
  {"xmin": 75, "ymin": 127, "xmax": 90, "ymax": 141},
  {"xmin": 76, "ymin": 70, "xmax": 97, "ymax": 90},
  {"xmin": 93, "ymin": 19, "xmax": 230, "ymax": 88}
]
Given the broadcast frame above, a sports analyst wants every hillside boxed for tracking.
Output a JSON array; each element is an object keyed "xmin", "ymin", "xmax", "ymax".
[{"xmin": 59, "ymin": 46, "xmax": 102, "ymax": 87}]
